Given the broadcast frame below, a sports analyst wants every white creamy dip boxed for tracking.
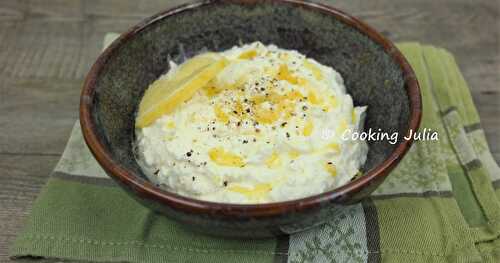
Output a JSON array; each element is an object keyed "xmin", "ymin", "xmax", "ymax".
[{"xmin": 136, "ymin": 42, "xmax": 368, "ymax": 204}]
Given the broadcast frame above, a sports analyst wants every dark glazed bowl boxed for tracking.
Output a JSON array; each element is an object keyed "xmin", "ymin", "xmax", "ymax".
[{"xmin": 80, "ymin": 0, "xmax": 421, "ymax": 238}]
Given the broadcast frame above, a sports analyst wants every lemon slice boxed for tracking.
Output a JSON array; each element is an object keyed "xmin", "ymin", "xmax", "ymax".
[{"xmin": 136, "ymin": 53, "xmax": 228, "ymax": 128}]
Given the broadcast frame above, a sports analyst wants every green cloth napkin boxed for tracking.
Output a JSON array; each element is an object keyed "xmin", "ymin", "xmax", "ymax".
[{"xmin": 9, "ymin": 34, "xmax": 500, "ymax": 263}]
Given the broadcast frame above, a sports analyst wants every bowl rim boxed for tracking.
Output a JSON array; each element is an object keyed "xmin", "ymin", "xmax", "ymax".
[{"xmin": 80, "ymin": 0, "xmax": 422, "ymax": 218}]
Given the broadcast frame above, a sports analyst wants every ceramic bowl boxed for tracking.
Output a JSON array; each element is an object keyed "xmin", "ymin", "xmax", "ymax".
[{"xmin": 80, "ymin": 0, "xmax": 421, "ymax": 238}]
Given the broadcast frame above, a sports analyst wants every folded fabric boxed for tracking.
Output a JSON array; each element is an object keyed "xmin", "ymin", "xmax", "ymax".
[{"xmin": 9, "ymin": 34, "xmax": 500, "ymax": 263}]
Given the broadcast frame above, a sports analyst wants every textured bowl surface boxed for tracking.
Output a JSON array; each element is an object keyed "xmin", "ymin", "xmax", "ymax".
[{"xmin": 80, "ymin": 0, "xmax": 421, "ymax": 238}]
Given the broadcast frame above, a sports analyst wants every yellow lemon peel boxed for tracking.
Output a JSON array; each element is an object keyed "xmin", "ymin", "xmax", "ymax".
[
  {"xmin": 325, "ymin": 163, "xmax": 337, "ymax": 177},
  {"xmin": 265, "ymin": 152, "xmax": 281, "ymax": 168},
  {"xmin": 208, "ymin": 147, "xmax": 245, "ymax": 167}
]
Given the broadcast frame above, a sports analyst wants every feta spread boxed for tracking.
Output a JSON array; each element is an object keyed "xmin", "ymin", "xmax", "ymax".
[{"xmin": 136, "ymin": 42, "xmax": 368, "ymax": 204}]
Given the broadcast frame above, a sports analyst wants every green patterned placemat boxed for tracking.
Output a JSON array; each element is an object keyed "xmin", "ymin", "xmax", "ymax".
[{"xmin": 9, "ymin": 34, "xmax": 500, "ymax": 263}]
